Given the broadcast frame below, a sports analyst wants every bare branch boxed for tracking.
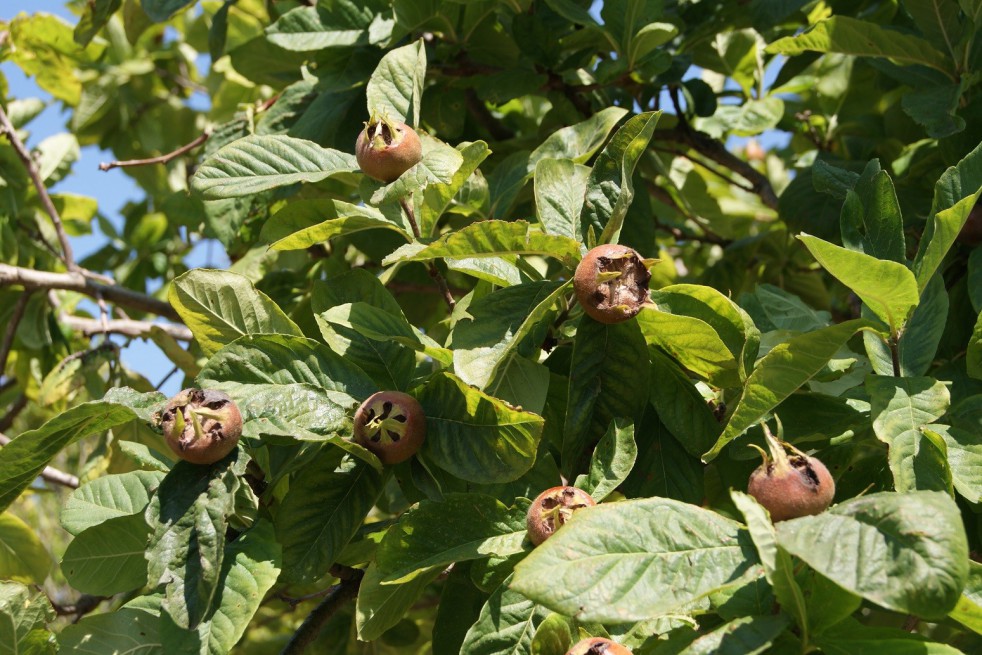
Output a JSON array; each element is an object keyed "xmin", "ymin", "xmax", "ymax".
[
  {"xmin": 0, "ymin": 104, "xmax": 78, "ymax": 271},
  {"xmin": 398, "ymin": 198, "xmax": 456, "ymax": 311},
  {"xmin": 280, "ymin": 568, "xmax": 364, "ymax": 655},
  {"xmin": 59, "ymin": 315, "xmax": 193, "ymax": 341},
  {"xmin": 0, "ymin": 292, "xmax": 31, "ymax": 380},
  {"xmin": 0, "ymin": 394, "xmax": 27, "ymax": 433},
  {"xmin": 99, "ymin": 132, "xmax": 210, "ymax": 172},
  {"xmin": 0, "ymin": 432, "xmax": 79, "ymax": 489},
  {"xmin": 0, "ymin": 263, "xmax": 180, "ymax": 321}
]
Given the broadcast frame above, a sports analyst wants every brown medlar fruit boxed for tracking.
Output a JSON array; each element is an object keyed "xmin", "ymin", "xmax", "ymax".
[
  {"xmin": 747, "ymin": 421, "xmax": 835, "ymax": 522},
  {"xmin": 573, "ymin": 244, "xmax": 651, "ymax": 324},
  {"xmin": 526, "ymin": 486, "xmax": 597, "ymax": 546},
  {"xmin": 355, "ymin": 115, "xmax": 423, "ymax": 183},
  {"xmin": 565, "ymin": 637, "xmax": 633, "ymax": 655},
  {"xmin": 353, "ymin": 390, "xmax": 426, "ymax": 465},
  {"xmin": 161, "ymin": 388, "xmax": 242, "ymax": 465}
]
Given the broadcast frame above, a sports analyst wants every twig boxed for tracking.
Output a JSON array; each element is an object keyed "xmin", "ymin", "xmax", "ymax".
[
  {"xmin": 280, "ymin": 568, "xmax": 364, "ymax": 655},
  {"xmin": 0, "ymin": 292, "xmax": 31, "ymax": 380},
  {"xmin": 652, "ymin": 145, "xmax": 755, "ymax": 193},
  {"xmin": 0, "ymin": 432, "xmax": 79, "ymax": 489},
  {"xmin": 46, "ymin": 592, "xmax": 107, "ymax": 621},
  {"xmin": 644, "ymin": 180, "xmax": 731, "ymax": 246},
  {"xmin": 398, "ymin": 199, "xmax": 456, "ymax": 311},
  {"xmin": 155, "ymin": 366, "xmax": 179, "ymax": 391},
  {"xmin": 59, "ymin": 315, "xmax": 192, "ymax": 341},
  {"xmin": 0, "ymin": 104, "xmax": 78, "ymax": 271},
  {"xmin": 99, "ymin": 132, "xmax": 210, "ymax": 171},
  {"xmin": 0, "ymin": 263, "xmax": 180, "ymax": 321},
  {"xmin": 0, "ymin": 394, "xmax": 27, "ymax": 433}
]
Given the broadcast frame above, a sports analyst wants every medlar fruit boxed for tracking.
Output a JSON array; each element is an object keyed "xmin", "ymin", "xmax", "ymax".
[
  {"xmin": 526, "ymin": 485, "xmax": 597, "ymax": 546},
  {"xmin": 566, "ymin": 637, "xmax": 632, "ymax": 655},
  {"xmin": 747, "ymin": 421, "xmax": 835, "ymax": 522},
  {"xmin": 355, "ymin": 115, "xmax": 422, "ymax": 183},
  {"xmin": 573, "ymin": 244, "xmax": 652, "ymax": 324},
  {"xmin": 161, "ymin": 388, "xmax": 242, "ymax": 465},
  {"xmin": 353, "ymin": 390, "xmax": 426, "ymax": 465}
]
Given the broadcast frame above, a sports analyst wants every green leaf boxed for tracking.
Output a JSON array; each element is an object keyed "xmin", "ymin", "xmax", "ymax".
[
  {"xmin": 636, "ymin": 306, "xmax": 741, "ymax": 389},
  {"xmin": 765, "ymin": 16, "xmax": 955, "ymax": 78},
  {"xmin": 580, "ymin": 111, "xmax": 661, "ymax": 244},
  {"xmin": 367, "ymin": 39, "xmax": 426, "ymax": 128},
  {"xmin": 0, "ymin": 400, "xmax": 138, "ymax": 512},
  {"xmin": 839, "ymin": 170, "xmax": 906, "ymax": 263},
  {"xmin": 867, "ymin": 376, "xmax": 951, "ymax": 492},
  {"xmin": 61, "ymin": 470, "xmax": 164, "ymax": 536},
  {"xmin": 677, "ymin": 614, "xmax": 789, "ymax": 655},
  {"xmin": 191, "ymin": 135, "xmax": 358, "ymax": 199},
  {"xmin": 510, "ymin": 497, "xmax": 758, "ymax": 622},
  {"xmin": 950, "ymin": 561, "xmax": 982, "ymax": 634},
  {"xmin": 970, "ymin": 310, "xmax": 982, "ymax": 380},
  {"xmin": 197, "ymin": 334, "xmax": 377, "ymax": 402},
  {"xmin": 61, "ymin": 513, "xmax": 149, "ymax": 596},
  {"xmin": 266, "ymin": 5, "xmax": 373, "ymax": 51},
  {"xmin": 815, "ymin": 618, "xmax": 966, "ymax": 654},
  {"xmin": 901, "ymin": 83, "xmax": 966, "ymax": 138},
  {"xmin": 529, "ymin": 106, "xmax": 629, "ymax": 168},
  {"xmin": 0, "ymin": 514, "xmax": 52, "ymax": 585},
  {"xmin": 266, "ymin": 200, "xmax": 410, "ymax": 251},
  {"xmin": 450, "ymin": 281, "xmax": 568, "ymax": 389},
  {"xmin": 275, "ymin": 453, "xmax": 384, "ymax": 584},
  {"xmin": 357, "ymin": 563, "xmax": 443, "ymax": 640},
  {"xmin": 321, "ymin": 302, "xmax": 453, "ymax": 366},
  {"xmin": 369, "ymin": 135, "xmax": 464, "ymax": 204},
  {"xmin": 647, "ymin": 349, "xmax": 722, "ymax": 458},
  {"xmin": 146, "ymin": 454, "xmax": 246, "ymax": 629},
  {"xmin": 418, "ymin": 373, "xmax": 544, "ymax": 484},
  {"xmin": 169, "ymin": 269, "xmax": 303, "ymax": 357},
  {"xmin": 421, "ymin": 141, "xmax": 492, "ymax": 235},
  {"xmin": 60, "ymin": 607, "xmax": 161, "ymax": 653},
  {"xmin": 460, "ymin": 575, "xmax": 549, "ymax": 655},
  {"xmin": 864, "ymin": 274, "xmax": 949, "ymax": 377},
  {"xmin": 925, "ymin": 425, "xmax": 982, "ymax": 504},
  {"xmin": 799, "ymin": 234, "xmax": 919, "ymax": 331},
  {"xmin": 383, "ymin": 220, "xmax": 583, "ymax": 269},
  {"xmin": 575, "ymin": 418, "xmax": 637, "ymax": 502},
  {"xmin": 562, "ymin": 318, "xmax": 650, "ymax": 476},
  {"xmin": 376, "ymin": 494, "xmax": 528, "ymax": 584},
  {"xmin": 704, "ymin": 319, "xmax": 872, "ymax": 462},
  {"xmin": 914, "ymin": 192, "xmax": 982, "ymax": 292},
  {"xmin": 141, "ymin": 0, "xmax": 195, "ymax": 22},
  {"xmin": 776, "ymin": 491, "xmax": 969, "ymax": 618},
  {"xmin": 931, "ymin": 140, "xmax": 982, "ymax": 218},
  {"xmin": 534, "ymin": 158, "xmax": 591, "ymax": 241},
  {"xmin": 0, "ymin": 582, "xmax": 55, "ymax": 655},
  {"xmin": 74, "ymin": 0, "xmax": 122, "ymax": 46}
]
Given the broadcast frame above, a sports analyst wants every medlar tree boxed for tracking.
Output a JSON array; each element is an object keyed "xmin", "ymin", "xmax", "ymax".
[{"xmin": 1, "ymin": 1, "xmax": 982, "ymax": 654}]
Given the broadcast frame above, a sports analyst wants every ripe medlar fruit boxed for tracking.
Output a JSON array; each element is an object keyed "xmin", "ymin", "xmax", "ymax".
[
  {"xmin": 161, "ymin": 388, "xmax": 242, "ymax": 465},
  {"xmin": 355, "ymin": 115, "xmax": 422, "ymax": 183},
  {"xmin": 526, "ymin": 486, "xmax": 597, "ymax": 546},
  {"xmin": 573, "ymin": 244, "xmax": 652, "ymax": 324},
  {"xmin": 565, "ymin": 637, "xmax": 633, "ymax": 655},
  {"xmin": 353, "ymin": 390, "xmax": 426, "ymax": 465},
  {"xmin": 747, "ymin": 421, "xmax": 835, "ymax": 522}
]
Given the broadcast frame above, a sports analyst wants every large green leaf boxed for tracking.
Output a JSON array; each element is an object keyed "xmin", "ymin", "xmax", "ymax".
[
  {"xmin": 799, "ymin": 235, "xmax": 918, "ymax": 332},
  {"xmin": 950, "ymin": 561, "xmax": 982, "ymax": 635},
  {"xmin": 418, "ymin": 373, "xmax": 544, "ymax": 484},
  {"xmin": 320, "ymin": 302, "xmax": 453, "ymax": 366},
  {"xmin": 534, "ymin": 158, "xmax": 591, "ymax": 241},
  {"xmin": 839, "ymin": 169, "xmax": 905, "ymax": 263},
  {"xmin": 366, "ymin": 39, "xmax": 426, "ymax": 127},
  {"xmin": 637, "ymin": 306, "xmax": 741, "ymax": 388},
  {"xmin": 765, "ymin": 16, "xmax": 955, "ymax": 78},
  {"xmin": 867, "ymin": 376, "xmax": 951, "ymax": 492},
  {"xmin": 61, "ymin": 513, "xmax": 150, "ymax": 596},
  {"xmin": 266, "ymin": 4, "xmax": 378, "ymax": 51},
  {"xmin": 376, "ymin": 494, "xmax": 528, "ymax": 584},
  {"xmin": 421, "ymin": 141, "xmax": 492, "ymax": 235},
  {"xmin": 580, "ymin": 111, "xmax": 661, "ymax": 244},
  {"xmin": 0, "ymin": 400, "xmax": 138, "ymax": 512},
  {"xmin": 356, "ymin": 563, "xmax": 443, "ymax": 641},
  {"xmin": 191, "ymin": 135, "xmax": 358, "ymax": 199},
  {"xmin": 510, "ymin": 497, "xmax": 758, "ymax": 622},
  {"xmin": 61, "ymin": 470, "xmax": 165, "ymax": 536},
  {"xmin": 647, "ymin": 349, "xmax": 722, "ymax": 458},
  {"xmin": 864, "ymin": 274, "xmax": 949, "ymax": 377},
  {"xmin": 275, "ymin": 453, "xmax": 384, "ymax": 584},
  {"xmin": 0, "ymin": 581, "xmax": 55, "ymax": 655},
  {"xmin": 575, "ymin": 418, "xmax": 637, "ymax": 502},
  {"xmin": 460, "ymin": 575, "xmax": 549, "ymax": 655},
  {"xmin": 913, "ymin": 192, "xmax": 982, "ymax": 292},
  {"xmin": 529, "ymin": 106, "xmax": 629, "ymax": 167},
  {"xmin": 383, "ymin": 220, "xmax": 582, "ymax": 269},
  {"xmin": 169, "ymin": 269, "xmax": 303, "ymax": 357},
  {"xmin": 266, "ymin": 200, "xmax": 411, "ymax": 251},
  {"xmin": 677, "ymin": 614, "xmax": 789, "ymax": 655},
  {"xmin": 0, "ymin": 514, "xmax": 52, "ymax": 585},
  {"xmin": 927, "ymin": 424, "xmax": 982, "ymax": 504},
  {"xmin": 815, "ymin": 619, "xmax": 964, "ymax": 654},
  {"xmin": 59, "ymin": 607, "xmax": 161, "ymax": 654},
  {"xmin": 704, "ymin": 320, "xmax": 871, "ymax": 461},
  {"xmin": 141, "ymin": 0, "xmax": 195, "ymax": 22},
  {"xmin": 776, "ymin": 491, "xmax": 968, "ymax": 618}
]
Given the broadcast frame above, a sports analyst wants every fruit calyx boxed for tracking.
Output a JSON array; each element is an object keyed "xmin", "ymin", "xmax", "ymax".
[
  {"xmin": 573, "ymin": 244, "xmax": 653, "ymax": 324},
  {"xmin": 526, "ymin": 485, "xmax": 597, "ymax": 546},
  {"xmin": 747, "ymin": 419, "xmax": 835, "ymax": 522},
  {"xmin": 160, "ymin": 388, "xmax": 242, "ymax": 465},
  {"xmin": 353, "ymin": 390, "xmax": 426, "ymax": 465},
  {"xmin": 355, "ymin": 114, "xmax": 423, "ymax": 183},
  {"xmin": 565, "ymin": 637, "xmax": 633, "ymax": 655}
]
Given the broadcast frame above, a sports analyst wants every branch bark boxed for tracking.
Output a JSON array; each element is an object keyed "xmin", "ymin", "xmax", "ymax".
[
  {"xmin": 398, "ymin": 199, "xmax": 456, "ymax": 311},
  {"xmin": 0, "ymin": 104, "xmax": 78, "ymax": 271},
  {"xmin": 0, "ymin": 263, "xmax": 180, "ymax": 321},
  {"xmin": 0, "ymin": 432, "xmax": 79, "ymax": 489},
  {"xmin": 99, "ymin": 132, "xmax": 210, "ymax": 172},
  {"xmin": 0, "ymin": 292, "xmax": 31, "ymax": 380},
  {"xmin": 279, "ymin": 568, "xmax": 364, "ymax": 655},
  {"xmin": 60, "ymin": 315, "xmax": 192, "ymax": 341}
]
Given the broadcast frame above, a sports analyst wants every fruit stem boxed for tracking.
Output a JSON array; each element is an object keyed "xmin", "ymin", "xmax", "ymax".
[{"xmin": 398, "ymin": 197, "xmax": 456, "ymax": 311}]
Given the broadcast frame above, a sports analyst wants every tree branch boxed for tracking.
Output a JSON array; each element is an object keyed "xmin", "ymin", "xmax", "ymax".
[
  {"xmin": 0, "ymin": 432, "xmax": 79, "ymax": 489},
  {"xmin": 0, "ymin": 104, "xmax": 78, "ymax": 271},
  {"xmin": 0, "ymin": 263, "xmax": 180, "ymax": 321},
  {"xmin": 398, "ymin": 199, "xmax": 456, "ymax": 311},
  {"xmin": 279, "ymin": 568, "xmax": 364, "ymax": 655},
  {"xmin": 59, "ymin": 315, "xmax": 192, "ymax": 341},
  {"xmin": 99, "ymin": 131, "xmax": 210, "ymax": 172},
  {"xmin": 0, "ymin": 292, "xmax": 31, "ymax": 380}
]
